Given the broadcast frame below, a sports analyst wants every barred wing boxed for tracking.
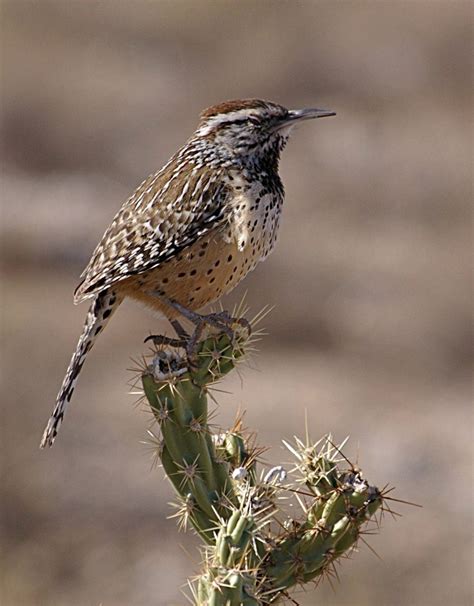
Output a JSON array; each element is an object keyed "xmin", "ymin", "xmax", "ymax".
[{"xmin": 74, "ymin": 163, "xmax": 230, "ymax": 303}]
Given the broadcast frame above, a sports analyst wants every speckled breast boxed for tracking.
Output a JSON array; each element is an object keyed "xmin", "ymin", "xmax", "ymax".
[{"xmin": 117, "ymin": 178, "xmax": 283, "ymax": 318}]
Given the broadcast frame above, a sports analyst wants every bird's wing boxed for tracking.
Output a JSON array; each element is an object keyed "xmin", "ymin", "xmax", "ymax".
[{"xmin": 74, "ymin": 162, "xmax": 230, "ymax": 303}]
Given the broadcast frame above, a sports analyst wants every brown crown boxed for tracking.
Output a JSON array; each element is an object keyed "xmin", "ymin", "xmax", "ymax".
[{"xmin": 200, "ymin": 99, "xmax": 273, "ymax": 121}]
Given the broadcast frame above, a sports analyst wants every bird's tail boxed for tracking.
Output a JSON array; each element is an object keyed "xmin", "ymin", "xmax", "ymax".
[{"xmin": 40, "ymin": 289, "xmax": 123, "ymax": 448}]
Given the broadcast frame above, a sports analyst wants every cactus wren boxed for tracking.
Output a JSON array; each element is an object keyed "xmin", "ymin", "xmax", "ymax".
[{"xmin": 40, "ymin": 99, "xmax": 335, "ymax": 448}]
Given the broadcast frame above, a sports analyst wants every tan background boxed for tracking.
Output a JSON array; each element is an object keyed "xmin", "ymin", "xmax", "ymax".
[{"xmin": 1, "ymin": 2, "xmax": 472, "ymax": 605}]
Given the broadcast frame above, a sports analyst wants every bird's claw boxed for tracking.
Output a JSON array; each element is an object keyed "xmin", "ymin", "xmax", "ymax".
[
  {"xmin": 147, "ymin": 310, "xmax": 250, "ymax": 372},
  {"xmin": 144, "ymin": 334, "xmax": 188, "ymax": 349}
]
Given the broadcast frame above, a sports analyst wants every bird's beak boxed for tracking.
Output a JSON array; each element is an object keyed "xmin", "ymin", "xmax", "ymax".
[
  {"xmin": 274, "ymin": 107, "xmax": 336, "ymax": 132},
  {"xmin": 287, "ymin": 108, "xmax": 336, "ymax": 122}
]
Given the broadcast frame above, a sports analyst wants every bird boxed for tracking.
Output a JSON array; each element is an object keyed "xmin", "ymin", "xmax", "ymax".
[{"xmin": 40, "ymin": 98, "xmax": 335, "ymax": 448}]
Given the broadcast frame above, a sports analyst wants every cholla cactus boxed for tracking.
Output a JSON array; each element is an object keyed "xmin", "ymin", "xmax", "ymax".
[{"xmin": 139, "ymin": 316, "xmax": 392, "ymax": 605}]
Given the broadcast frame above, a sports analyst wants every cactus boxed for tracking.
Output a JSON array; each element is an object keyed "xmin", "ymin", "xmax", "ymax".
[{"xmin": 139, "ymin": 315, "xmax": 392, "ymax": 605}]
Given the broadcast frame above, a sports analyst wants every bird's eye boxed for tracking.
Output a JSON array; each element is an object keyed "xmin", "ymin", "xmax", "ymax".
[{"xmin": 248, "ymin": 116, "xmax": 259, "ymax": 126}]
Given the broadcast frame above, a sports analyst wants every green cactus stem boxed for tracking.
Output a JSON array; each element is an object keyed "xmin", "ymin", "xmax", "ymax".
[
  {"xmin": 142, "ymin": 324, "xmax": 251, "ymax": 542},
  {"xmin": 139, "ymin": 320, "xmax": 391, "ymax": 605}
]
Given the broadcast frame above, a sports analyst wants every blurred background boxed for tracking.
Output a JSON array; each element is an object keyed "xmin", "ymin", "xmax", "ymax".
[{"xmin": 1, "ymin": 2, "xmax": 472, "ymax": 605}]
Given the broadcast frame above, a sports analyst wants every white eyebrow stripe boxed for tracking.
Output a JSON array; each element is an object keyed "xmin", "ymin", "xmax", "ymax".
[{"xmin": 196, "ymin": 109, "xmax": 261, "ymax": 136}]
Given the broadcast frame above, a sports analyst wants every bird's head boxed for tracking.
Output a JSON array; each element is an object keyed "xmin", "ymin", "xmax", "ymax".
[{"xmin": 195, "ymin": 99, "xmax": 335, "ymax": 167}]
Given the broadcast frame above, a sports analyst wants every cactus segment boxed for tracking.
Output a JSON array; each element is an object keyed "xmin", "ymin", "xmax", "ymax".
[{"xmin": 140, "ymin": 323, "xmax": 389, "ymax": 605}]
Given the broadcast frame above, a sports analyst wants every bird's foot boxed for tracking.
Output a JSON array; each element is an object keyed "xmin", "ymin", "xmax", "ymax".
[
  {"xmin": 174, "ymin": 311, "xmax": 249, "ymax": 368},
  {"xmin": 144, "ymin": 334, "xmax": 188, "ymax": 349},
  {"xmin": 194, "ymin": 310, "xmax": 251, "ymax": 338},
  {"xmin": 181, "ymin": 310, "xmax": 246, "ymax": 363},
  {"xmin": 147, "ymin": 292, "xmax": 251, "ymax": 369}
]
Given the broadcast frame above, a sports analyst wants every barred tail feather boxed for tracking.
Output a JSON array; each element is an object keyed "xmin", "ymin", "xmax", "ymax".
[{"xmin": 40, "ymin": 289, "xmax": 123, "ymax": 448}]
